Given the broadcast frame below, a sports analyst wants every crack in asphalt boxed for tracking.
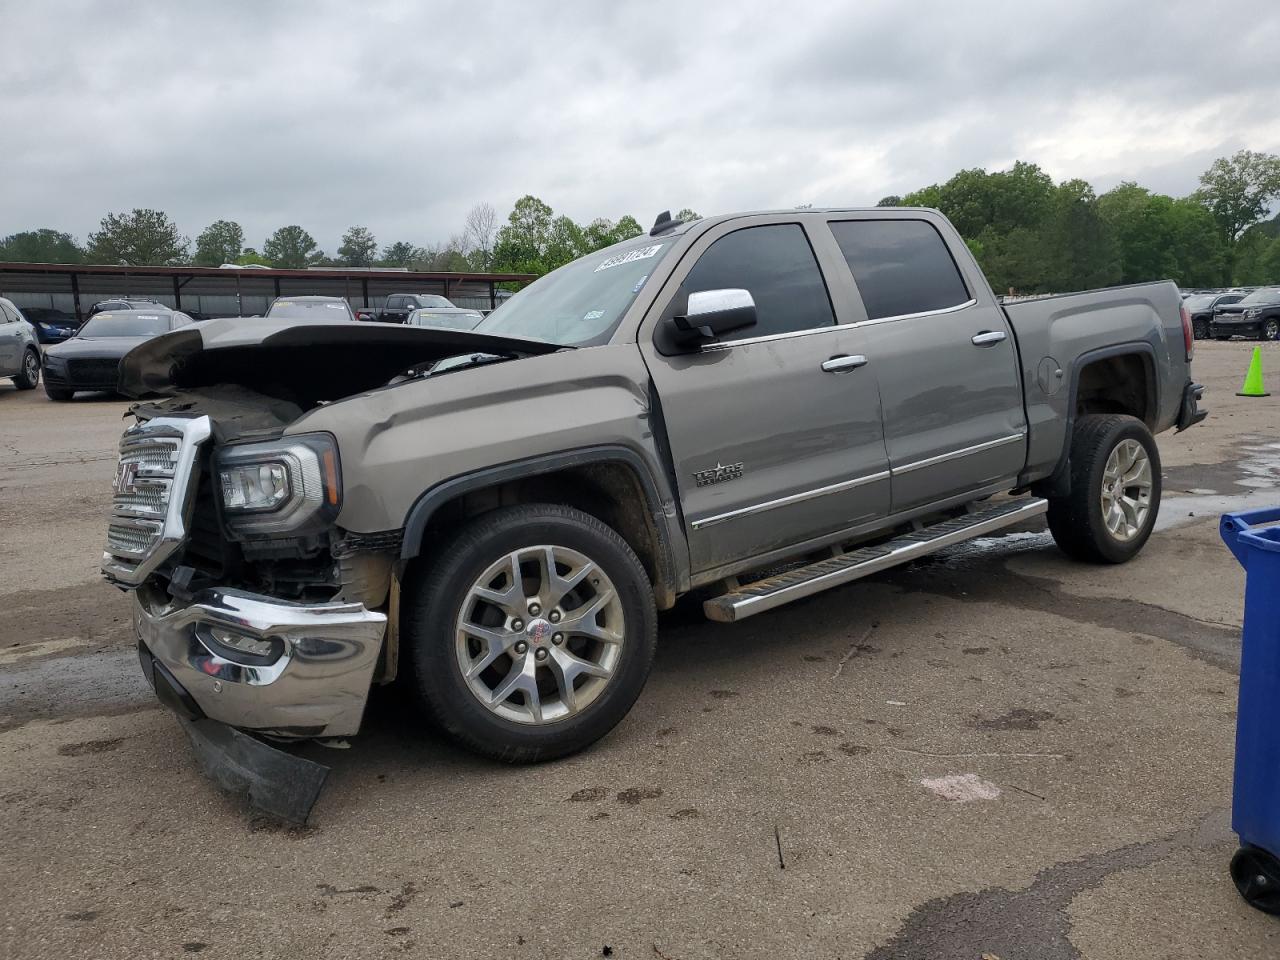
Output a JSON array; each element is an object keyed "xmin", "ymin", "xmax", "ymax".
[{"xmin": 863, "ymin": 810, "xmax": 1232, "ymax": 960}]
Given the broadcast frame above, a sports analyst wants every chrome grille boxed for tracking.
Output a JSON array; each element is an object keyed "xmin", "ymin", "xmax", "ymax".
[{"xmin": 101, "ymin": 416, "xmax": 212, "ymax": 587}]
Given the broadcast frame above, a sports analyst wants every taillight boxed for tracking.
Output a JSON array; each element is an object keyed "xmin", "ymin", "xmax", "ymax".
[{"xmin": 1180, "ymin": 304, "xmax": 1194, "ymax": 361}]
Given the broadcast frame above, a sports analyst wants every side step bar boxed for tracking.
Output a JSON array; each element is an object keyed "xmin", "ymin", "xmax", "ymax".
[{"xmin": 703, "ymin": 497, "xmax": 1048, "ymax": 623}]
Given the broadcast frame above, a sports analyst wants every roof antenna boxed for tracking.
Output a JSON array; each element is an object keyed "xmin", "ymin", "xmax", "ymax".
[{"xmin": 650, "ymin": 210, "xmax": 681, "ymax": 236}]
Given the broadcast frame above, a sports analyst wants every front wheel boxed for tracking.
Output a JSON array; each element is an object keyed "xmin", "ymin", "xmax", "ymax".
[
  {"xmin": 1047, "ymin": 414, "xmax": 1161, "ymax": 564},
  {"xmin": 14, "ymin": 349, "xmax": 40, "ymax": 390},
  {"xmin": 1262, "ymin": 318, "xmax": 1279, "ymax": 341},
  {"xmin": 1192, "ymin": 318, "xmax": 1209, "ymax": 340},
  {"xmin": 402, "ymin": 503, "xmax": 658, "ymax": 762}
]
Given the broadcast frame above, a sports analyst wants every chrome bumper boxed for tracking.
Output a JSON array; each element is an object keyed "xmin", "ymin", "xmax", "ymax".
[{"xmin": 133, "ymin": 587, "xmax": 387, "ymax": 739}]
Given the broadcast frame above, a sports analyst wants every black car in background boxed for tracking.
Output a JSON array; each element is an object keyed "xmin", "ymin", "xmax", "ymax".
[
  {"xmin": 18, "ymin": 306, "xmax": 80, "ymax": 344},
  {"xmin": 1210, "ymin": 287, "xmax": 1280, "ymax": 341},
  {"xmin": 264, "ymin": 295, "xmax": 356, "ymax": 321},
  {"xmin": 1183, "ymin": 292, "xmax": 1245, "ymax": 340},
  {"xmin": 42, "ymin": 308, "xmax": 194, "ymax": 401},
  {"xmin": 87, "ymin": 298, "xmax": 166, "ymax": 317}
]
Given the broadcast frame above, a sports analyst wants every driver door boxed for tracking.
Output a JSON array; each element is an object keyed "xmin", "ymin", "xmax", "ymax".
[{"xmin": 638, "ymin": 219, "xmax": 890, "ymax": 575}]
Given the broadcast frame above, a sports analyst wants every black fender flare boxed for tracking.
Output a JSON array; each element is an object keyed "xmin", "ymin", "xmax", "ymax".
[{"xmin": 399, "ymin": 444, "xmax": 687, "ymax": 597}]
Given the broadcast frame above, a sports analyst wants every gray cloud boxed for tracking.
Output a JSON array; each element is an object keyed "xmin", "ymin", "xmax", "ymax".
[{"xmin": 2, "ymin": 0, "xmax": 1277, "ymax": 252}]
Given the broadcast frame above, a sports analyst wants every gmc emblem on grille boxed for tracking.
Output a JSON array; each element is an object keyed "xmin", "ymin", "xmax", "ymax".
[{"xmin": 113, "ymin": 460, "xmax": 140, "ymax": 496}]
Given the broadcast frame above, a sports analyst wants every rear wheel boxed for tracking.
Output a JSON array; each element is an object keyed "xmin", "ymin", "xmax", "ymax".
[
  {"xmin": 1047, "ymin": 414, "xmax": 1161, "ymax": 564},
  {"xmin": 14, "ymin": 349, "xmax": 40, "ymax": 390},
  {"xmin": 402, "ymin": 503, "xmax": 658, "ymax": 762}
]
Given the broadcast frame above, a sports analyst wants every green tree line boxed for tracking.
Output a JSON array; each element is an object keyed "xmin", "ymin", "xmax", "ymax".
[
  {"xmin": 0, "ymin": 200, "xmax": 697, "ymax": 276},
  {"xmin": 880, "ymin": 150, "xmax": 1280, "ymax": 293}
]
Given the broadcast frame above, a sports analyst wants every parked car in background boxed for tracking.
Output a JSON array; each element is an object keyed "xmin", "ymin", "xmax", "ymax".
[
  {"xmin": 264, "ymin": 296, "xmax": 356, "ymax": 322},
  {"xmin": 42, "ymin": 308, "xmax": 194, "ymax": 401},
  {"xmin": 1210, "ymin": 287, "xmax": 1280, "ymax": 341},
  {"xmin": 0, "ymin": 297, "xmax": 42, "ymax": 391},
  {"xmin": 19, "ymin": 306, "xmax": 80, "ymax": 344},
  {"xmin": 377, "ymin": 293, "xmax": 459, "ymax": 323},
  {"xmin": 353, "ymin": 305, "xmax": 378, "ymax": 322},
  {"xmin": 88, "ymin": 298, "xmax": 167, "ymax": 318},
  {"xmin": 407, "ymin": 303, "xmax": 485, "ymax": 331},
  {"xmin": 1184, "ymin": 292, "xmax": 1245, "ymax": 339}
]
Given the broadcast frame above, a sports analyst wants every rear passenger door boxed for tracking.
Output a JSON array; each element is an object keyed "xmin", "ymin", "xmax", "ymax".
[
  {"xmin": 639, "ymin": 218, "xmax": 891, "ymax": 575},
  {"xmin": 823, "ymin": 214, "xmax": 1026, "ymax": 513}
]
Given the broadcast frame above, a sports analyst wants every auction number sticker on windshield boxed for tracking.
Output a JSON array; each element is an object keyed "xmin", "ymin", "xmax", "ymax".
[
  {"xmin": 594, "ymin": 244, "xmax": 663, "ymax": 272},
  {"xmin": 325, "ymin": 303, "xmax": 346, "ymax": 309}
]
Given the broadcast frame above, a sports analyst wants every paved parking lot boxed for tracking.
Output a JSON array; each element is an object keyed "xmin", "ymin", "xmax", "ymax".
[{"xmin": 2, "ymin": 341, "xmax": 1279, "ymax": 959}]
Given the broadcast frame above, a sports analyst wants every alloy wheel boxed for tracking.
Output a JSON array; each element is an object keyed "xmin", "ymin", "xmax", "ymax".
[
  {"xmin": 455, "ymin": 544, "xmax": 624, "ymax": 724},
  {"xmin": 24, "ymin": 351, "xmax": 39, "ymax": 384},
  {"xmin": 1265, "ymin": 319, "xmax": 1279, "ymax": 341},
  {"xmin": 1100, "ymin": 438, "xmax": 1153, "ymax": 542}
]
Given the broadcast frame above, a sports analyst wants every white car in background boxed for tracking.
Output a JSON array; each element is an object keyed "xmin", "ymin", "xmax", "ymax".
[{"xmin": 407, "ymin": 301, "xmax": 485, "ymax": 331}]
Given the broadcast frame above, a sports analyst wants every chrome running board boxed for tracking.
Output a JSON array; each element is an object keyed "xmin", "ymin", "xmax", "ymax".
[{"xmin": 702, "ymin": 498, "xmax": 1048, "ymax": 623}]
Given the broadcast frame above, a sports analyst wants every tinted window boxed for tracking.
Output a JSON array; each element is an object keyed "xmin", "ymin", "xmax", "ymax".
[
  {"xmin": 266, "ymin": 299, "xmax": 354, "ymax": 321},
  {"xmin": 683, "ymin": 224, "xmax": 834, "ymax": 340},
  {"xmin": 829, "ymin": 219, "xmax": 970, "ymax": 321}
]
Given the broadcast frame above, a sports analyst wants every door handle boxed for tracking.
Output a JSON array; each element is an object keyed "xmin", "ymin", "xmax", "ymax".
[
  {"xmin": 971, "ymin": 330, "xmax": 1007, "ymax": 346},
  {"xmin": 821, "ymin": 354, "xmax": 868, "ymax": 373}
]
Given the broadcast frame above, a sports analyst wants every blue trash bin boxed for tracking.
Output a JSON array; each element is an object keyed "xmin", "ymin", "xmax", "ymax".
[{"xmin": 1221, "ymin": 505, "xmax": 1280, "ymax": 914}]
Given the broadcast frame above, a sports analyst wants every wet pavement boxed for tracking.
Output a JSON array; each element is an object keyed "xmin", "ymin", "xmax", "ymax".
[{"xmin": 1, "ymin": 341, "xmax": 1279, "ymax": 958}]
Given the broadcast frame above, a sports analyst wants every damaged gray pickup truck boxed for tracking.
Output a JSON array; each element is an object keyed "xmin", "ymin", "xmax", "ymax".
[{"xmin": 103, "ymin": 208, "xmax": 1205, "ymax": 818}]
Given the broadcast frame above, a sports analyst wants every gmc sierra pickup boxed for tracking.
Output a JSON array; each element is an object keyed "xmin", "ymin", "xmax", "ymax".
[{"xmin": 103, "ymin": 207, "xmax": 1205, "ymax": 819}]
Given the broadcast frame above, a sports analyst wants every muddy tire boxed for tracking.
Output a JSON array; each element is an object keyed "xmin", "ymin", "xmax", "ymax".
[
  {"xmin": 14, "ymin": 348, "xmax": 40, "ymax": 390},
  {"xmin": 402, "ymin": 503, "xmax": 657, "ymax": 763},
  {"xmin": 1047, "ymin": 414, "xmax": 1161, "ymax": 564}
]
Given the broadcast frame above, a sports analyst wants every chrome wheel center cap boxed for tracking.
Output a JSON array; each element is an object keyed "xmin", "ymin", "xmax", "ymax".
[{"xmin": 526, "ymin": 618, "xmax": 553, "ymax": 646}]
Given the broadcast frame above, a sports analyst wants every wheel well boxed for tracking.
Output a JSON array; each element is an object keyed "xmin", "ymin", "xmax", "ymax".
[
  {"xmin": 409, "ymin": 462, "xmax": 676, "ymax": 609},
  {"xmin": 1074, "ymin": 353, "xmax": 1154, "ymax": 427}
]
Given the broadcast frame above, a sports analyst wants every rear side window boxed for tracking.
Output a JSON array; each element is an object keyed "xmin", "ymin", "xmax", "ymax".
[
  {"xmin": 683, "ymin": 224, "xmax": 834, "ymax": 340},
  {"xmin": 829, "ymin": 220, "xmax": 970, "ymax": 321}
]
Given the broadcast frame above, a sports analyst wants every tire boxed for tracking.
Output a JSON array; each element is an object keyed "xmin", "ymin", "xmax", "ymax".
[
  {"xmin": 1231, "ymin": 846, "xmax": 1280, "ymax": 915},
  {"xmin": 44, "ymin": 383, "xmax": 73, "ymax": 401},
  {"xmin": 14, "ymin": 348, "xmax": 40, "ymax": 390},
  {"xmin": 1192, "ymin": 318, "xmax": 1208, "ymax": 340},
  {"xmin": 402, "ymin": 503, "xmax": 658, "ymax": 762},
  {"xmin": 1262, "ymin": 318, "xmax": 1279, "ymax": 341},
  {"xmin": 1046, "ymin": 414, "xmax": 1161, "ymax": 564}
]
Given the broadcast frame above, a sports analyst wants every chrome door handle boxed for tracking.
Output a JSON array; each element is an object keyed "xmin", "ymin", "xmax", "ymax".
[
  {"xmin": 822, "ymin": 354, "xmax": 868, "ymax": 373},
  {"xmin": 971, "ymin": 330, "xmax": 1007, "ymax": 346}
]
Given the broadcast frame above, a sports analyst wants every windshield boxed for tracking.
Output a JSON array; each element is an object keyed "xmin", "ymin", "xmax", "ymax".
[
  {"xmin": 1183, "ymin": 295, "xmax": 1217, "ymax": 310},
  {"xmin": 411, "ymin": 309, "xmax": 484, "ymax": 331},
  {"xmin": 1239, "ymin": 288, "xmax": 1280, "ymax": 307},
  {"xmin": 415, "ymin": 295, "xmax": 453, "ymax": 308},
  {"xmin": 78, "ymin": 313, "xmax": 170, "ymax": 337},
  {"xmin": 474, "ymin": 239, "xmax": 675, "ymax": 346},
  {"xmin": 267, "ymin": 299, "xmax": 354, "ymax": 320}
]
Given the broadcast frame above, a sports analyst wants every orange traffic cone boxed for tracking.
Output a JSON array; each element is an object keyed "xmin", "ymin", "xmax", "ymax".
[{"xmin": 1237, "ymin": 346, "xmax": 1270, "ymax": 398}]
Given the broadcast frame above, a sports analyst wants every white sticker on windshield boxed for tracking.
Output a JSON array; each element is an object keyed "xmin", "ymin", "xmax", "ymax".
[
  {"xmin": 594, "ymin": 244, "xmax": 663, "ymax": 272},
  {"xmin": 137, "ymin": 315, "xmax": 159, "ymax": 320},
  {"xmin": 583, "ymin": 309, "xmax": 604, "ymax": 321},
  {"xmin": 326, "ymin": 303, "xmax": 345, "ymax": 309}
]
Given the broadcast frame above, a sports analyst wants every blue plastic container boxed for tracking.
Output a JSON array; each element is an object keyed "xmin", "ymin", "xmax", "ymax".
[{"xmin": 1221, "ymin": 505, "xmax": 1280, "ymax": 914}]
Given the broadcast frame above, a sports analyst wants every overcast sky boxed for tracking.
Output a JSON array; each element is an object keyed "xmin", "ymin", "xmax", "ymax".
[{"xmin": 2, "ymin": 0, "xmax": 1278, "ymax": 253}]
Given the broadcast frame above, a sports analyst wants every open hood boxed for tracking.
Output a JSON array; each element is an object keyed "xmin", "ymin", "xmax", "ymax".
[{"xmin": 118, "ymin": 317, "xmax": 562, "ymax": 404}]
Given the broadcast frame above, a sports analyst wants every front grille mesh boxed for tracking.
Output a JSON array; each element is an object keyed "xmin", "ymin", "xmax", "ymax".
[
  {"xmin": 102, "ymin": 422, "xmax": 206, "ymax": 584},
  {"xmin": 68, "ymin": 358, "xmax": 121, "ymax": 385}
]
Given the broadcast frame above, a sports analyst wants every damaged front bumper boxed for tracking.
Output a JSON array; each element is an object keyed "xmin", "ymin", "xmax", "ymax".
[
  {"xmin": 133, "ymin": 585, "xmax": 387, "ymax": 739},
  {"xmin": 134, "ymin": 586, "xmax": 387, "ymax": 823}
]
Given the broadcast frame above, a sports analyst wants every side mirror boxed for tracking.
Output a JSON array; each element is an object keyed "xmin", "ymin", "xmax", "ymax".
[{"xmin": 669, "ymin": 288, "xmax": 757, "ymax": 345}]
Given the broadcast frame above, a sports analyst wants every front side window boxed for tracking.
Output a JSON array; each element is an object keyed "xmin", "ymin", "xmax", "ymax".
[
  {"xmin": 829, "ymin": 219, "xmax": 970, "ymax": 321},
  {"xmin": 682, "ymin": 224, "xmax": 834, "ymax": 340}
]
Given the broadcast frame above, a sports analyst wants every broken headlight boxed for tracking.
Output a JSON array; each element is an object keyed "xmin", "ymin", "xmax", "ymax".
[{"xmin": 216, "ymin": 433, "xmax": 341, "ymax": 537}]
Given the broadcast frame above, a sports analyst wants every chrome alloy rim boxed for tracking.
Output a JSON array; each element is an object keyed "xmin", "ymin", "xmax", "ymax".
[
  {"xmin": 24, "ymin": 351, "xmax": 39, "ymax": 383},
  {"xmin": 1100, "ymin": 439, "xmax": 1153, "ymax": 542},
  {"xmin": 454, "ymin": 545, "xmax": 624, "ymax": 724}
]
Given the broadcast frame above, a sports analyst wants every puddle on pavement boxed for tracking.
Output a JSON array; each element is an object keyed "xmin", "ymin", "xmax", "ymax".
[{"xmin": 1158, "ymin": 438, "xmax": 1280, "ymax": 532}]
